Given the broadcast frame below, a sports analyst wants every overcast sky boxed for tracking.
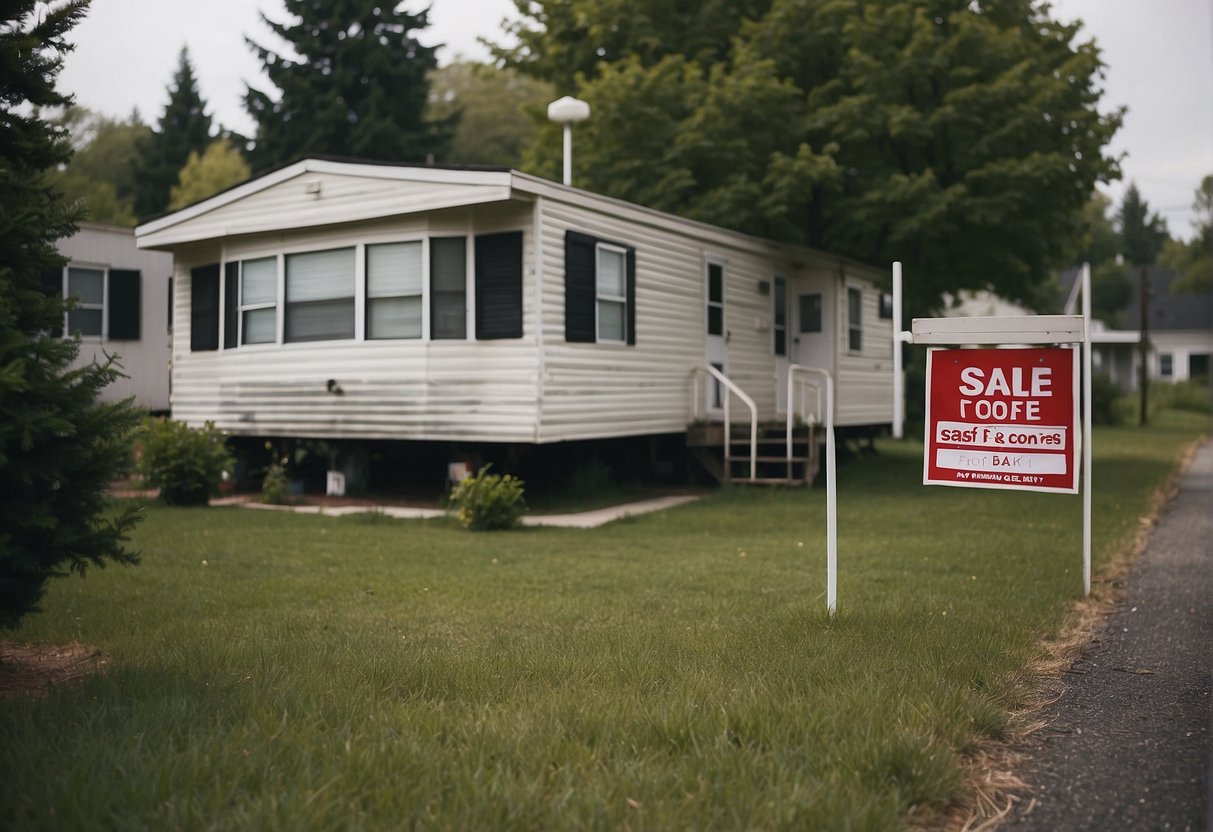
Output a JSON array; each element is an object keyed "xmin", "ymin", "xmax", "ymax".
[{"xmin": 57, "ymin": 0, "xmax": 1213, "ymax": 238}]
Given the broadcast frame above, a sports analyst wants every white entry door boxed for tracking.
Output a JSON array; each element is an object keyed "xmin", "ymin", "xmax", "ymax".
[
  {"xmin": 705, "ymin": 260, "xmax": 726, "ymax": 417},
  {"xmin": 794, "ymin": 289, "xmax": 831, "ymax": 368}
]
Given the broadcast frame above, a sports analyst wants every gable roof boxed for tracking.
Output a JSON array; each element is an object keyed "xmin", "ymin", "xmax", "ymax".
[
  {"xmin": 1059, "ymin": 266, "xmax": 1213, "ymax": 332},
  {"xmin": 135, "ymin": 158, "xmax": 879, "ymax": 275}
]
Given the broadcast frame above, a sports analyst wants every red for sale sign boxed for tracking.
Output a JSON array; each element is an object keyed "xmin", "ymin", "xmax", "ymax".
[{"xmin": 924, "ymin": 347, "xmax": 1079, "ymax": 493}]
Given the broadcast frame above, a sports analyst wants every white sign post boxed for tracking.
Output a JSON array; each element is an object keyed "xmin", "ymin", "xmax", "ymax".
[{"xmin": 907, "ymin": 264, "xmax": 1094, "ymax": 594}]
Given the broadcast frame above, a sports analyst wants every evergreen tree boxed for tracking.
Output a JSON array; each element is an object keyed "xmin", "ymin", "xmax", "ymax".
[
  {"xmin": 244, "ymin": 0, "xmax": 452, "ymax": 171},
  {"xmin": 1116, "ymin": 182, "xmax": 1170, "ymax": 267},
  {"xmin": 0, "ymin": 0, "xmax": 141, "ymax": 630},
  {"xmin": 133, "ymin": 46, "xmax": 213, "ymax": 219}
]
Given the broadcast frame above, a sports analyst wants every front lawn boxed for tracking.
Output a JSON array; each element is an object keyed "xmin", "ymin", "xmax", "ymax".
[{"xmin": 1, "ymin": 411, "xmax": 1205, "ymax": 830}]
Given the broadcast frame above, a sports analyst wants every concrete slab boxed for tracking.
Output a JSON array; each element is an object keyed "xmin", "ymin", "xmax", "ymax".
[{"xmin": 222, "ymin": 494, "xmax": 700, "ymax": 527}]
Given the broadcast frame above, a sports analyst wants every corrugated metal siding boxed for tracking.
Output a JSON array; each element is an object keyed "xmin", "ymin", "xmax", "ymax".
[
  {"xmin": 169, "ymin": 204, "xmax": 541, "ymax": 441},
  {"xmin": 60, "ymin": 224, "xmax": 173, "ymax": 411}
]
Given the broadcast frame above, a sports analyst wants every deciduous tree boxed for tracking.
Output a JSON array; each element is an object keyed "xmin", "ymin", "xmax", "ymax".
[
  {"xmin": 1160, "ymin": 175, "xmax": 1211, "ymax": 293},
  {"xmin": 0, "ymin": 0, "xmax": 141, "ymax": 630},
  {"xmin": 501, "ymin": 0, "xmax": 1123, "ymax": 316},
  {"xmin": 168, "ymin": 138, "xmax": 251, "ymax": 210},
  {"xmin": 426, "ymin": 62, "xmax": 552, "ymax": 168},
  {"xmin": 45, "ymin": 106, "xmax": 150, "ymax": 225}
]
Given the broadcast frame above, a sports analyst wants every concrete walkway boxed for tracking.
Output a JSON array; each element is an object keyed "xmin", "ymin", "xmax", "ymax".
[
  {"xmin": 1004, "ymin": 440, "xmax": 1211, "ymax": 831},
  {"xmin": 223, "ymin": 494, "xmax": 701, "ymax": 528}
]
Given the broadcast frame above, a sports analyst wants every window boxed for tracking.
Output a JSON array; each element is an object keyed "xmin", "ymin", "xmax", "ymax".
[
  {"xmin": 240, "ymin": 257, "xmax": 278, "ymax": 344},
  {"xmin": 1159, "ymin": 353, "xmax": 1173, "ymax": 378},
  {"xmin": 366, "ymin": 241, "xmax": 423, "ymax": 339},
  {"xmin": 847, "ymin": 286, "xmax": 863, "ymax": 352},
  {"xmin": 596, "ymin": 244, "xmax": 627, "ymax": 342},
  {"xmin": 880, "ymin": 292, "xmax": 893, "ymax": 320},
  {"xmin": 285, "ymin": 247, "xmax": 355, "ymax": 343},
  {"xmin": 773, "ymin": 276, "xmax": 787, "ymax": 355},
  {"xmin": 57, "ymin": 266, "xmax": 142, "ymax": 340},
  {"xmin": 430, "ymin": 237, "xmax": 467, "ymax": 339},
  {"xmin": 799, "ymin": 293, "xmax": 822, "ymax": 333},
  {"xmin": 565, "ymin": 230, "xmax": 635, "ymax": 344},
  {"xmin": 706, "ymin": 263, "xmax": 724, "ymax": 336},
  {"xmin": 1190, "ymin": 353, "xmax": 1209, "ymax": 381},
  {"xmin": 66, "ymin": 267, "xmax": 104, "ymax": 336}
]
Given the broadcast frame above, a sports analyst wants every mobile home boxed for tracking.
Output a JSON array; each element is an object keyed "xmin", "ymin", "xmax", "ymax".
[{"xmin": 136, "ymin": 159, "xmax": 893, "ymax": 484}]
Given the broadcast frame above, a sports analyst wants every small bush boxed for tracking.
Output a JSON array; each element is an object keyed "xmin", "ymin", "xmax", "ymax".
[
  {"xmin": 135, "ymin": 418, "xmax": 232, "ymax": 506},
  {"xmin": 449, "ymin": 465, "xmax": 526, "ymax": 531},
  {"xmin": 1154, "ymin": 379, "xmax": 1211, "ymax": 414},
  {"xmin": 260, "ymin": 462, "xmax": 290, "ymax": 504}
]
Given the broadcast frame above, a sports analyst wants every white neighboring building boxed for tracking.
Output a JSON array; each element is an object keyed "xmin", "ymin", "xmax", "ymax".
[
  {"xmin": 1061, "ymin": 267, "xmax": 1212, "ymax": 389},
  {"xmin": 55, "ymin": 222, "xmax": 173, "ymax": 412}
]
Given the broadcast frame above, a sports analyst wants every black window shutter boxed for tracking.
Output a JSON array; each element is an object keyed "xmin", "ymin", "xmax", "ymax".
[
  {"xmin": 564, "ymin": 230, "xmax": 596, "ymax": 343},
  {"xmin": 223, "ymin": 263, "xmax": 239, "ymax": 348},
  {"xmin": 190, "ymin": 263, "xmax": 220, "ymax": 351},
  {"xmin": 107, "ymin": 269, "xmax": 141, "ymax": 340},
  {"xmin": 40, "ymin": 267, "xmax": 64, "ymax": 337},
  {"xmin": 625, "ymin": 247, "xmax": 636, "ymax": 346},
  {"xmin": 474, "ymin": 231, "xmax": 523, "ymax": 340}
]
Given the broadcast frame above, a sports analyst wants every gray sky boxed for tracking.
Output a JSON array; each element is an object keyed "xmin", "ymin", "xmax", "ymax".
[{"xmin": 57, "ymin": 0, "xmax": 1213, "ymax": 238}]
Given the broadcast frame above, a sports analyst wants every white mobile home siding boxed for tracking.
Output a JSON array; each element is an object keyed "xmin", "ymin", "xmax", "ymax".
[
  {"xmin": 60, "ymin": 223, "xmax": 172, "ymax": 411},
  {"xmin": 168, "ymin": 202, "xmax": 543, "ymax": 441}
]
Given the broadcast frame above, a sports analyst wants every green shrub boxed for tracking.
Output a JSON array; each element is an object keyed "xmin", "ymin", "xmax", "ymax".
[
  {"xmin": 135, "ymin": 418, "xmax": 232, "ymax": 506},
  {"xmin": 260, "ymin": 462, "xmax": 289, "ymax": 505},
  {"xmin": 1089, "ymin": 373, "xmax": 1125, "ymax": 426},
  {"xmin": 1154, "ymin": 379, "xmax": 1211, "ymax": 414},
  {"xmin": 449, "ymin": 465, "xmax": 526, "ymax": 531}
]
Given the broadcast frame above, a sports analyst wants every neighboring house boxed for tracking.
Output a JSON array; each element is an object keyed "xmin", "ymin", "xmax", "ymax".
[
  {"xmin": 135, "ymin": 159, "xmax": 893, "ymax": 483},
  {"xmin": 1061, "ymin": 267, "xmax": 1212, "ymax": 389},
  {"xmin": 53, "ymin": 222, "xmax": 173, "ymax": 412}
]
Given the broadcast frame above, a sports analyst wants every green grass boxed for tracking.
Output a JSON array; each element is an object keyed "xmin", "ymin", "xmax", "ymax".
[{"xmin": 2, "ymin": 411, "xmax": 1206, "ymax": 830}]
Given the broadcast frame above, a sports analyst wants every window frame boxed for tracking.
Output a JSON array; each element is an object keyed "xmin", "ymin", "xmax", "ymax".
[
  {"xmin": 706, "ymin": 262, "xmax": 724, "ymax": 338},
  {"xmin": 365, "ymin": 239, "xmax": 425, "ymax": 341},
  {"xmin": 772, "ymin": 275, "xmax": 787, "ymax": 356},
  {"xmin": 846, "ymin": 285, "xmax": 863, "ymax": 353},
  {"xmin": 283, "ymin": 245, "xmax": 357, "ymax": 344},
  {"xmin": 429, "ymin": 236, "xmax": 470, "ymax": 341},
  {"xmin": 595, "ymin": 242, "xmax": 629, "ymax": 344},
  {"xmin": 798, "ymin": 291, "xmax": 823, "ymax": 334},
  {"xmin": 238, "ymin": 256, "xmax": 279, "ymax": 346},
  {"xmin": 65, "ymin": 265, "xmax": 107, "ymax": 338},
  {"xmin": 1159, "ymin": 352, "xmax": 1173, "ymax": 378}
]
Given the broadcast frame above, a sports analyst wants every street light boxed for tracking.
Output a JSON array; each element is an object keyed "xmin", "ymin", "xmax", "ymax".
[{"xmin": 547, "ymin": 96, "xmax": 590, "ymax": 187}]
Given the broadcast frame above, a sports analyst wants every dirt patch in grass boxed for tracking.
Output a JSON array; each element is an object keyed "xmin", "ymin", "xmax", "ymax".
[{"xmin": 0, "ymin": 641, "xmax": 108, "ymax": 699}]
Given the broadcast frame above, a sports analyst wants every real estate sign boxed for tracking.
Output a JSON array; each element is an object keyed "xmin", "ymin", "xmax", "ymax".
[{"xmin": 924, "ymin": 347, "xmax": 1079, "ymax": 493}]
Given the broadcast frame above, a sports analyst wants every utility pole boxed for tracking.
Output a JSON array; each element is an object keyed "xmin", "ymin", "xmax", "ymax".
[{"xmin": 1138, "ymin": 265, "xmax": 1149, "ymax": 425}]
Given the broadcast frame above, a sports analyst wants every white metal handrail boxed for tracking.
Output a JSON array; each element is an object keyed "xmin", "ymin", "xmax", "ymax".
[
  {"xmin": 785, "ymin": 369, "xmax": 823, "ymax": 466},
  {"xmin": 786, "ymin": 364, "xmax": 837, "ymax": 615},
  {"xmin": 690, "ymin": 364, "xmax": 758, "ymax": 481}
]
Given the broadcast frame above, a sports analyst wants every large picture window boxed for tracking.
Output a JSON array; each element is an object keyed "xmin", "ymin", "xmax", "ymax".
[
  {"xmin": 366, "ymin": 241, "xmax": 423, "ymax": 339},
  {"xmin": 285, "ymin": 247, "xmax": 355, "ymax": 343}
]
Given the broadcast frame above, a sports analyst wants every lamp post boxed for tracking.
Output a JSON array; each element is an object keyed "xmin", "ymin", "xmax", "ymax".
[{"xmin": 546, "ymin": 96, "xmax": 590, "ymax": 187}]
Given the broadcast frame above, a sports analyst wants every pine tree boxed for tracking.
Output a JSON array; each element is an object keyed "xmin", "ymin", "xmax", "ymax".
[
  {"xmin": 244, "ymin": 0, "xmax": 452, "ymax": 171},
  {"xmin": 133, "ymin": 46, "xmax": 213, "ymax": 219},
  {"xmin": 0, "ymin": 0, "xmax": 142, "ymax": 630},
  {"xmin": 1116, "ymin": 182, "xmax": 1170, "ymax": 266}
]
